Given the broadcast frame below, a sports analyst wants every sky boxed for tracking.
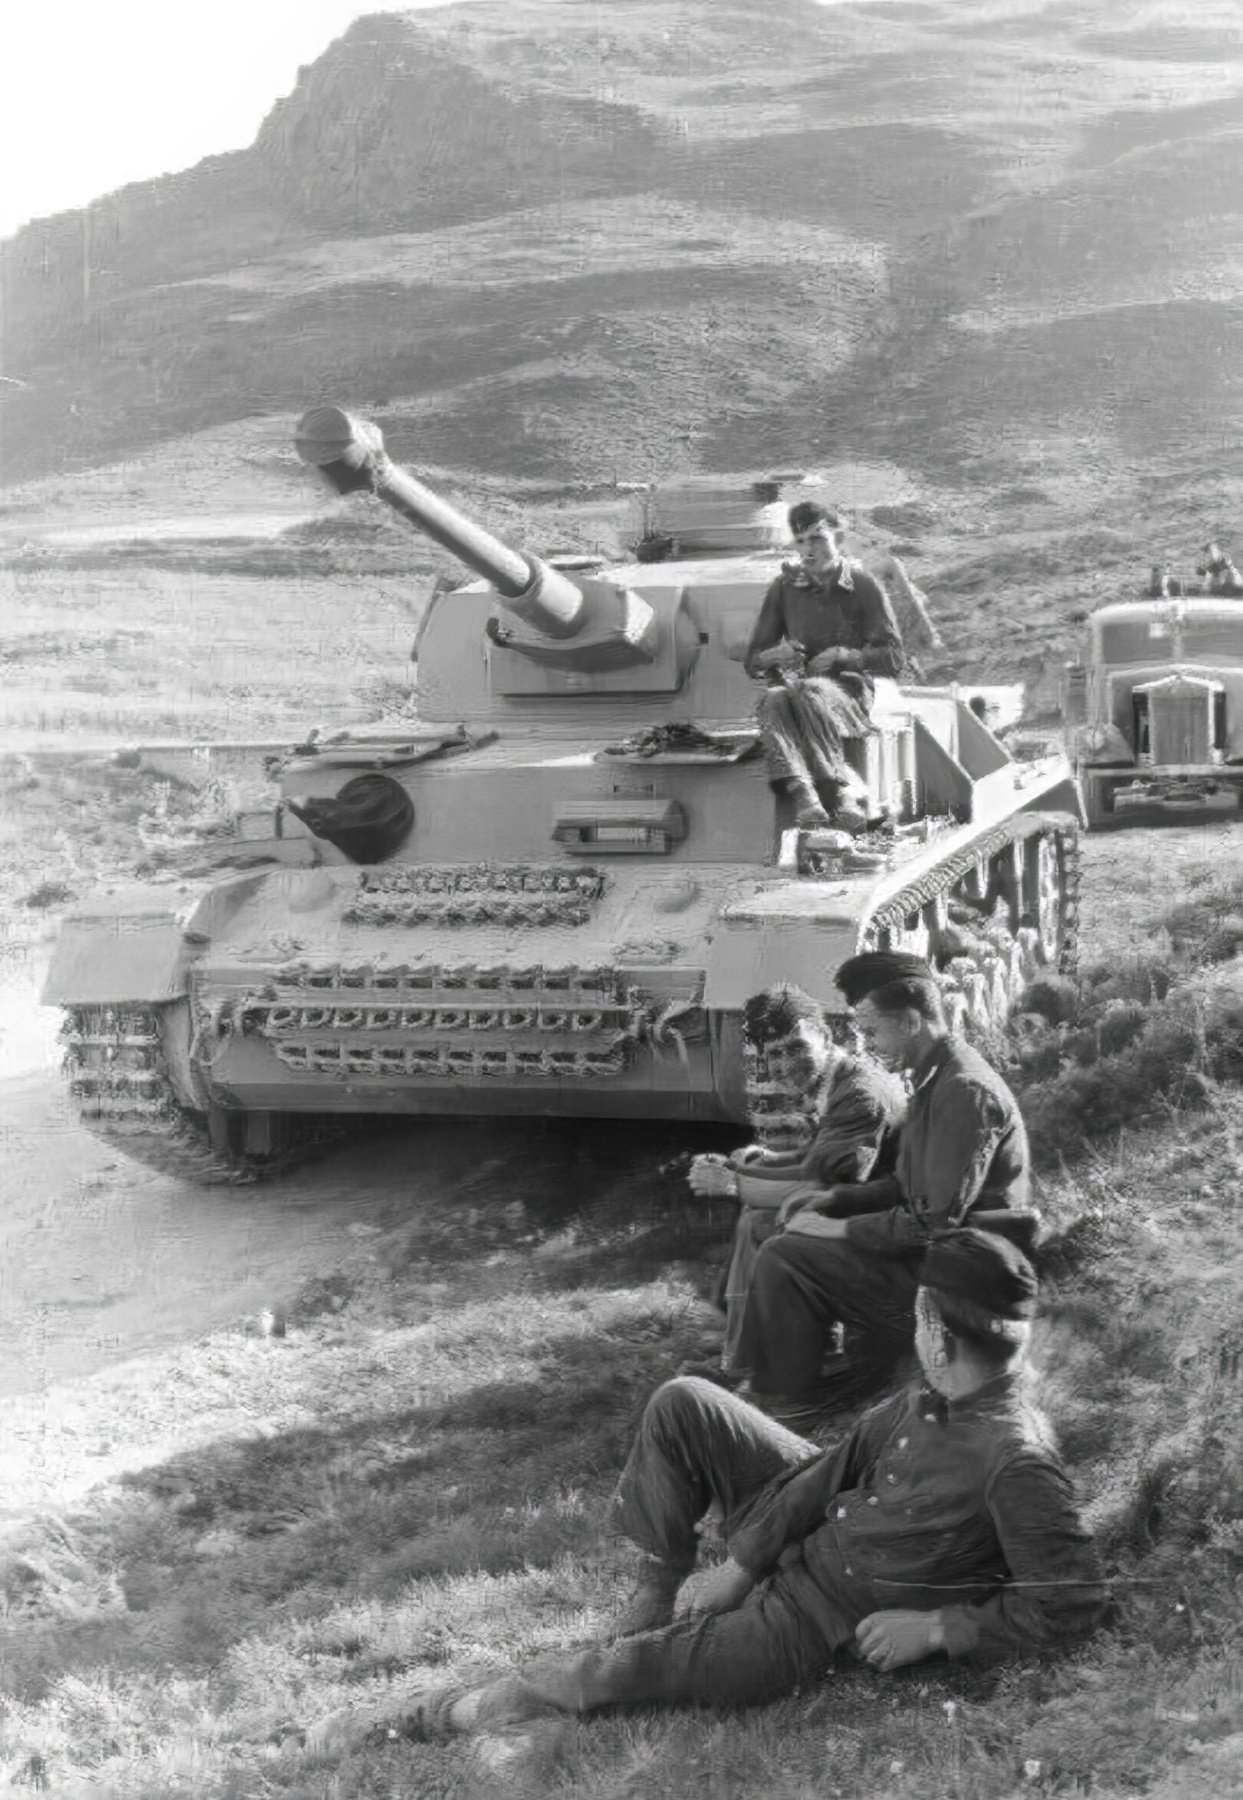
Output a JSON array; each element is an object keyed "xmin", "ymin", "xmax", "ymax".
[{"xmin": 0, "ymin": 2, "xmax": 441, "ymax": 240}]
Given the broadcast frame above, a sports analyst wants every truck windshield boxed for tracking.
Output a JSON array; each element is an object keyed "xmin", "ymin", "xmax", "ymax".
[{"xmin": 1098, "ymin": 618, "xmax": 1243, "ymax": 662}]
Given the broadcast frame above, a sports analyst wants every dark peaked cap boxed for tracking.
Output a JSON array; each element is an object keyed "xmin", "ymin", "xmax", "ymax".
[
  {"xmin": 922, "ymin": 1227, "xmax": 1039, "ymax": 1341},
  {"xmin": 835, "ymin": 951, "xmax": 934, "ymax": 1007}
]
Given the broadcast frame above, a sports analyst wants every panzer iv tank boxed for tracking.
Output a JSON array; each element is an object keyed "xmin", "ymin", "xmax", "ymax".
[{"xmin": 44, "ymin": 410, "xmax": 1085, "ymax": 1180}]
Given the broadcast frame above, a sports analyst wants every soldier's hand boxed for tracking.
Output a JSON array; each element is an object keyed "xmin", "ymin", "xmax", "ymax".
[
  {"xmin": 785, "ymin": 1211, "xmax": 849, "ymax": 1240},
  {"xmin": 689, "ymin": 1155, "xmax": 740, "ymax": 1200},
  {"xmin": 734, "ymin": 1144, "xmax": 782, "ymax": 1167},
  {"xmin": 775, "ymin": 1183, "xmax": 823, "ymax": 1226},
  {"xmin": 754, "ymin": 641, "xmax": 804, "ymax": 673},
  {"xmin": 685, "ymin": 1557, "xmax": 755, "ymax": 1619},
  {"xmin": 805, "ymin": 646, "xmax": 847, "ymax": 675},
  {"xmin": 304, "ymin": 1701, "xmax": 383, "ymax": 1757},
  {"xmin": 855, "ymin": 1610, "xmax": 946, "ymax": 1671},
  {"xmin": 805, "ymin": 648, "xmax": 856, "ymax": 676}
]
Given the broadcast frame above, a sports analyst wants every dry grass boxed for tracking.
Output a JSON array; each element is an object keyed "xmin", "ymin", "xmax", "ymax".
[
  {"xmin": 1010, "ymin": 860, "xmax": 1243, "ymax": 1165},
  {"xmin": 2, "ymin": 942, "xmax": 1242, "ymax": 1796}
]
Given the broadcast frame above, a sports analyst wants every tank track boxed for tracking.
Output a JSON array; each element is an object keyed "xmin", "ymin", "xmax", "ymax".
[
  {"xmin": 59, "ymin": 1005, "xmax": 340, "ymax": 1186},
  {"xmin": 860, "ymin": 811, "xmax": 1080, "ymax": 1040}
]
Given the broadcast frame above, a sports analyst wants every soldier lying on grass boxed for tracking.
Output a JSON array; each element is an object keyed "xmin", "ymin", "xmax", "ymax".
[{"xmin": 307, "ymin": 1229, "xmax": 1104, "ymax": 1749}]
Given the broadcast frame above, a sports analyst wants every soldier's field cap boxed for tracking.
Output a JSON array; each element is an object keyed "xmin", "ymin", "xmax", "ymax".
[
  {"xmin": 788, "ymin": 499, "xmax": 840, "ymax": 535},
  {"xmin": 835, "ymin": 950, "xmax": 934, "ymax": 1008},
  {"xmin": 922, "ymin": 1227, "xmax": 1038, "ymax": 1342}
]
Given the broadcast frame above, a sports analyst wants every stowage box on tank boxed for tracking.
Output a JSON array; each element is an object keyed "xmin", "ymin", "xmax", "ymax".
[{"xmin": 44, "ymin": 410, "xmax": 1085, "ymax": 1181}]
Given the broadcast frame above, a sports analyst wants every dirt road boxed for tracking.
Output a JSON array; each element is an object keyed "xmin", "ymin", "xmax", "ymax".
[{"xmin": 0, "ymin": 1071, "xmax": 412, "ymax": 1398}]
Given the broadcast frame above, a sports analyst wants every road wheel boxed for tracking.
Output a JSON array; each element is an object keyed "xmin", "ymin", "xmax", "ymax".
[{"xmin": 1024, "ymin": 833, "xmax": 1066, "ymax": 967}]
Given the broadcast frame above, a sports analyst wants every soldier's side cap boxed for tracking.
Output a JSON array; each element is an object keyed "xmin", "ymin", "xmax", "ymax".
[
  {"xmin": 788, "ymin": 499, "xmax": 840, "ymax": 534},
  {"xmin": 922, "ymin": 1227, "xmax": 1038, "ymax": 1340},
  {"xmin": 835, "ymin": 951, "xmax": 934, "ymax": 1007}
]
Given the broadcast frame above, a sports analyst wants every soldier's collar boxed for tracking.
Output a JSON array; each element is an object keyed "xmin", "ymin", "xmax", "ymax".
[
  {"xmin": 909, "ymin": 1036, "xmax": 953, "ymax": 1093},
  {"xmin": 787, "ymin": 557, "xmax": 853, "ymax": 592},
  {"xmin": 913, "ymin": 1370, "xmax": 1018, "ymax": 1423}
]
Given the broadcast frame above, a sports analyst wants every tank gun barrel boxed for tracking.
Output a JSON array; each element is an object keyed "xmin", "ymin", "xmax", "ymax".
[{"xmin": 294, "ymin": 406, "xmax": 584, "ymax": 637}]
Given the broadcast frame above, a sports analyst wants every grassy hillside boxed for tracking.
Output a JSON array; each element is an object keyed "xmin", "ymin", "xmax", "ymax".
[
  {"xmin": 3, "ymin": 0, "xmax": 1241, "ymax": 505},
  {"xmin": 1, "ymin": 831, "xmax": 1242, "ymax": 1798}
]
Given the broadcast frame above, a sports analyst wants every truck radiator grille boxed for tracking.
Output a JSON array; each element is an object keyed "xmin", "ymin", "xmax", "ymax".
[{"xmin": 1149, "ymin": 692, "xmax": 1211, "ymax": 765}]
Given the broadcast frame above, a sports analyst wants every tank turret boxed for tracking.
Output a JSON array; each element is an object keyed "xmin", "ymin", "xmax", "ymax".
[{"xmin": 295, "ymin": 407, "xmax": 658, "ymax": 672}]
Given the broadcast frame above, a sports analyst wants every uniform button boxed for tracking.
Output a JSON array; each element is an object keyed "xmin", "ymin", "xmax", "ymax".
[
  {"xmin": 845, "ymin": 1566, "xmax": 853, "ymax": 1576},
  {"xmin": 867, "ymin": 1495, "xmax": 879, "ymax": 1506},
  {"xmin": 923, "ymin": 1413, "xmax": 937, "ymax": 1424},
  {"xmin": 897, "ymin": 1437, "xmax": 908, "ymax": 1450},
  {"xmin": 837, "ymin": 1506, "xmax": 847, "ymax": 1519},
  {"xmin": 887, "ymin": 1473, "xmax": 897, "ymax": 1484}
]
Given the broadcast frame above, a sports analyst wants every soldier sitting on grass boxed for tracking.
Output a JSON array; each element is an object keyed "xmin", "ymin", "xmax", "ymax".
[
  {"xmin": 733, "ymin": 950, "xmax": 1038, "ymax": 1429},
  {"xmin": 307, "ymin": 1230, "xmax": 1104, "ymax": 1749},
  {"xmin": 684, "ymin": 983, "xmax": 904, "ymax": 1379}
]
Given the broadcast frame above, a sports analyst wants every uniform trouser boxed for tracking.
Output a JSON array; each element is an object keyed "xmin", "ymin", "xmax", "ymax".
[
  {"xmin": 755, "ymin": 677, "xmax": 872, "ymax": 801},
  {"xmin": 464, "ymin": 1379, "xmax": 854, "ymax": 1725},
  {"xmin": 732, "ymin": 1237, "xmax": 920, "ymax": 1396},
  {"xmin": 721, "ymin": 1207, "xmax": 781, "ymax": 1366}
]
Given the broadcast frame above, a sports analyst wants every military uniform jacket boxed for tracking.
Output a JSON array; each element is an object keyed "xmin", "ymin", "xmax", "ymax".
[
  {"xmin": 744, "ymin": 559, "xmax": 904, "ymax": 680},
  {"xmin": 844, "ymin": 1038, "xmax": 1030, "ymax": 1256},
  {"xmin": 729, "ymin": 1374, "xmax": 1105, "ymax": 1660}
]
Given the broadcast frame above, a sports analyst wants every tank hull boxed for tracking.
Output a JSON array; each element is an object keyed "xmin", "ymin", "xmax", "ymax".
[{"xmin": 49, "ymin": 801, "xmax": 1080, "ymax": 1179}]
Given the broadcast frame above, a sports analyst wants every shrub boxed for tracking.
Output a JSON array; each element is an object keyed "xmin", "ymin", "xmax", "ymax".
[
  {"xmin": 1020, "ymin": 999, "xmax": 1243, "ymax": 1166},
  {"xmin": 1024, "ymin": 974, "xmax": 1079, "ymax": 1025},
  {"xmin": 1097, "ymin": 1000, "xmax": 1151, "ymax": 1057},
  {"xmin": 22, "ymin": 879, "xmax": 75, "ymax": 909}
]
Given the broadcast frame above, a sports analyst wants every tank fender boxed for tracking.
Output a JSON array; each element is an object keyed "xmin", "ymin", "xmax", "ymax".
[
  {"xmin": 40, "ymin": 873, "xmax": 267, "ymax": 1007},
  {"xmin": 42, "ymin": 896, "xmax": 197, "ymax": 1006},
  {"xmin": 703, "ymin": 903, "xmax": 863, "ymax": 1011}
]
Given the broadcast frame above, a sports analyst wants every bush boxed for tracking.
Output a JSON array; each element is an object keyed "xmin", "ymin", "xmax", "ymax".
[
  {"xmin": 1097, "ymin": 1000, "xmax": 1151, "ymax": 1057},
  {"xmin": 1024, "ymin": 974, "xmax": 1079, "ymax": 1025},
  {"xmin": 22, "ymin": 879, "xmax": 75, "ymax": 909},
  {"xmin": 1080, "ymin": 958, "xmax": 1172, "ymax": 1006},
  {"xmin": 1020, "ymin": 999, "xmax": 1243, "ymax": 1166}
]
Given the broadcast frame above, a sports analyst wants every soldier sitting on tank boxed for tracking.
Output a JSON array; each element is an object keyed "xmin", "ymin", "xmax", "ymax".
[
  {"xmin": 684, "ymin": 984, "xmax": 905, "ymax": 1377},
  {"xmin": 733, "ymin": 952, "xmax": 1037, "ymax": 1428},
  {"xmin": 306, "ymin": 1230, "xmax": 1104, "ymax": 1752},
  {"xmin": 744, "ymin": 502, "xmax": 904, "ymax": 833}
]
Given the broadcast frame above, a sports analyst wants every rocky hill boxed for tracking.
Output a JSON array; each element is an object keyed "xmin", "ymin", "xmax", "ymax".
[{"xmin": 2, "ymin": 0, "xmax": 1242, "ymax": 525}]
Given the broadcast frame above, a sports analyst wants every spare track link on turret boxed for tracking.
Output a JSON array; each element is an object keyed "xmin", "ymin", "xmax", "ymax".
[
  {"xmin": 861, "ymin": 812, "xmax": 1080, "ymax": 1038},
  {"xmin": 59, "ymin": 1004, "xmax": 342, "ymax": 1186}
]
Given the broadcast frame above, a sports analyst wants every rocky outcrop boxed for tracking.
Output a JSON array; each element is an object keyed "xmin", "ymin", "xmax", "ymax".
[{"xmin": 254, "ymin": 13, "xmax": 666, "ymax": 233}]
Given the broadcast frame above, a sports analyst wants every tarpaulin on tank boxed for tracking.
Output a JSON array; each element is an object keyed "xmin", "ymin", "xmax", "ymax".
[{"xmin": 286, "ymin": 774, "xmax": 414, "ymax": 863}]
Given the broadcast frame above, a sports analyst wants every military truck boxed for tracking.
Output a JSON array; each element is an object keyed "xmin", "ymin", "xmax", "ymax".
[
  {"xmin": 1064, "ymin": 597, "xmax": 1243, "ymax": 826},
  {"xmin": 43, "ymin": 409, "xmax": 1084, "ymax": 1181}
]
